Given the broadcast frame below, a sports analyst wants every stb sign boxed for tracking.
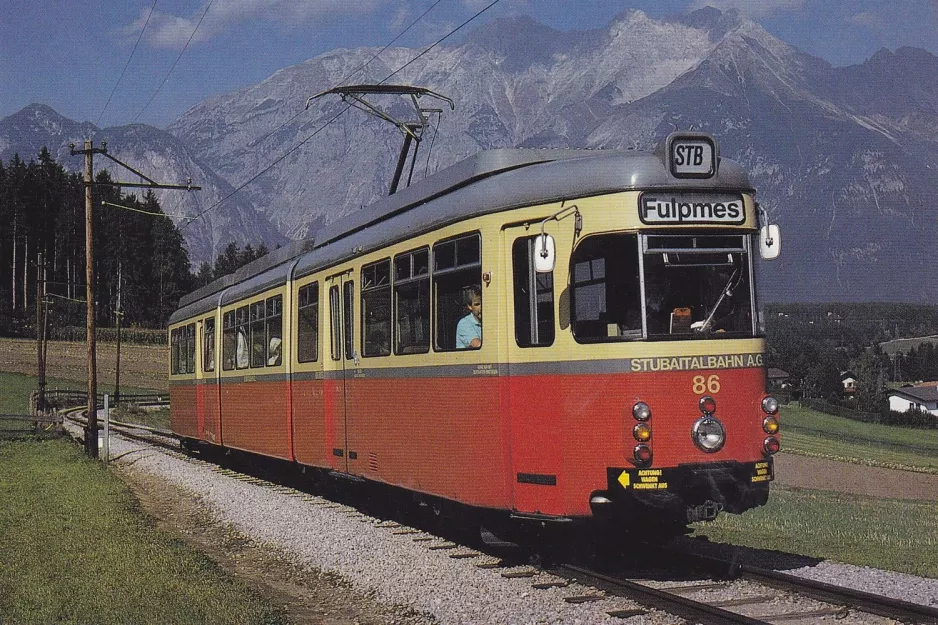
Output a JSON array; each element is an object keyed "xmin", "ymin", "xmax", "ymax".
[{"xmin": 668, "ymin": 135, "xmax": 716, "ymax": 178}]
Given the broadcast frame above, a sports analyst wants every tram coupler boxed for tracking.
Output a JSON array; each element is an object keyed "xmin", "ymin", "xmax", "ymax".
[{"xmin": 686, "ymin": 500, "xmax": 723, "ymax": 523}]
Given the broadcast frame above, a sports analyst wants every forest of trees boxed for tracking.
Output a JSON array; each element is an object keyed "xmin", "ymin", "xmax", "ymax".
[
  {"xmin": 765, "ymin": 303, "xmax": 938, "ymax": 410},
  {"xmin": 0, "ymin": 149, "xmax": 267, "ymax": 337}
]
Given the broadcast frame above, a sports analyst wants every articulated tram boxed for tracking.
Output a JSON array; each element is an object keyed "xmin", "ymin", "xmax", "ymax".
[{"xmin": 169, "ymin": 131, "xmax": 782, "ymax": 530}]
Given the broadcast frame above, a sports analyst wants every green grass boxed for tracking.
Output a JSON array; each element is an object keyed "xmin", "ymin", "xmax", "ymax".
[
  {"xmin": 0, "ymin": 439, "xmax": 286, "ymax": 625},
  {"xmin": 693, "ymin": 485, "xmax": 938, "ymax": 578},
  {"xmin": 0, "ymin": 371, "xmax": 157, "ymax": 415},
  {"xmin": 112, "ymin": 404, "xmax": 171, "ymax": 430},
  {"xmin": 781, "ymin": 403, "xmax": 938, "ymax": 474}
]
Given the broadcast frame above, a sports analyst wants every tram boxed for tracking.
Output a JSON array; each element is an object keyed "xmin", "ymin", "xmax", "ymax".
[{"xmin": 169, "ymin": 111, "xmax": 781, "ymax": 530}]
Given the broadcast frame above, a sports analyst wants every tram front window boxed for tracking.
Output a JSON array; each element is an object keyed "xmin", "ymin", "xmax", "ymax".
[
  {"xmin": 570, "ymin": 234, "xmax": 642, "ymax": 341},
  {"xmin": 643, "ymin": 235, "xmax": 754, "ymax": 339},
  {"xmin": 570, "ymin": 233, "xmax": 755, "ymax": 342}
]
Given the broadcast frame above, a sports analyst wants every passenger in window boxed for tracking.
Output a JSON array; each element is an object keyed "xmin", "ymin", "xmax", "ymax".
[
  {"xmin": 456, "ymin": 287, "xmax": 482, "ymax": 349},
  {"xmin": 236, "ymin": 329, "xmax": 249, "ymax": 368},
  {"xmin": 267, "ymin": 337, "xmax": 282, "ymax": 366}
]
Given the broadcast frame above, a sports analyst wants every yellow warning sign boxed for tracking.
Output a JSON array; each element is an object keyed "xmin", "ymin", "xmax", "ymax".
[{"xmin": 618, "ymin": 471, "xmax": 631, "ymax": 489}]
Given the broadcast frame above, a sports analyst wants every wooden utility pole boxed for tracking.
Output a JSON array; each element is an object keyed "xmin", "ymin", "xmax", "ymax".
[
  {"xmin": 114, "ymin": 262, "xmax": 122, "ymax": 405},
  {"xmin": 71, "ymin": 140, "xmax": 102, "ymax": 457},
  {"xmin": 70, "ymin": 139, "xmax": 200, "ymax": 458},
  {"xmin": 35, "ymin": 252, "xmax": 46, "ymax": 413}
]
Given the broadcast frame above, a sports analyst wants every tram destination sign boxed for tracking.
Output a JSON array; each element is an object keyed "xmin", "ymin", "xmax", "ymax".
[
  {"xmin": 668, "ymin": 136, "xmax": 715, "ymax": 178},
  {"xmin": 639, "ymin": 192, "xmax": 746, "ymax": 225}
]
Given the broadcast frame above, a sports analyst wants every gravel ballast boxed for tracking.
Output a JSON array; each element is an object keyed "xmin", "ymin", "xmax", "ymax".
[{"xmin": 91, "ymin": 425, "xmax": 938, "ymax": 624}]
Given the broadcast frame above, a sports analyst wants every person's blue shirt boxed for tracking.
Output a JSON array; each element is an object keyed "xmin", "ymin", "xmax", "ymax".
[{"xmin": 456, "ymin": 313, "xmax": 481, "ymax": 349}]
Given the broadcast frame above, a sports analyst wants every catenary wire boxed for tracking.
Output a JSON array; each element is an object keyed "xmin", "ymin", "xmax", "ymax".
[
  {"xmin": 133, "ymin": 0, "xmax": 216, "ymax": 123},
  {"xmin": 246, "ymin": 0, "xmax": 447, "ymax": 150},
  {"xmin": 182, "ymin": 0, "xmax": 501, "ymax": 229},
  {"xmin": 101, "ymin": 200, "xmax": 196, "ymax": 222},
  {"xmin": 96, "ymin": 0, "xmax": 159, "ymax": 128}
]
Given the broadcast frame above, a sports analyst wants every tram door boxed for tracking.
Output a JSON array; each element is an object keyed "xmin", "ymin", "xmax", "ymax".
[{"xmin": 326, "ymin": 272, "xmax": 356, "ymax": 473}]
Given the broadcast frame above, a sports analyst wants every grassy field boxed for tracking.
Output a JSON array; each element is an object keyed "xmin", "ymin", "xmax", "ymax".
[
  {"xmin": 0, "ymin": 337, "xmax": 167, "ymax": 392},
  {"xmin": 781, "ymin": 403, "xmax": 938, "ymax": 474},
  {"xmin": 693, "ymin": 485, "xmax": 938, "ymax": 578},
  {"xmin": 0, "ymin": 371, "xmax": 155, "ymax": 415},
  {"xmin": 0, "ymin": 439, "xmax": 287, "ymax": 625}
]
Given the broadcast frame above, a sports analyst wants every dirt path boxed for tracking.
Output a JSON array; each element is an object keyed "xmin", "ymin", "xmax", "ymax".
[
  {"xmin": 773, "ymin": 452, "xmax": 938, "ymax": 501},
  {"xmin": 120, "ymin": 467, "xmax": 431, "ymax": 625}
]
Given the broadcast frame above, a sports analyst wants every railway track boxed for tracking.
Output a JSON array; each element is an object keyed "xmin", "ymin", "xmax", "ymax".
[
  {"xmin": 549, "ymin": 560, "xmax": 938, "ymax": 624},
  {"xmin": 69, "ymin": 413, "xmax": 938, "ymax": 624}
]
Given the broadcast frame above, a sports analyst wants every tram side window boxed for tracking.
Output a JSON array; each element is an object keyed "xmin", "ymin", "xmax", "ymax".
[
  {"xmin": 203, "ymin": 317, "xmax": 215, "ymax": 372},
  {"xmin": 361, "ymin": 260, "xmax": 391, "ymax": 357},
  {"xmin": 187, "ymin": 324, "xmax": 196, "ymax": 373},
  {"xmin": 171, "ymin": 324, "xmax": 196, "ymax": 374},
  {"xmin": 266, "ymin": 295, "xmax": 283, "ymax": 366},
  {"xmin": 344, "ymin": 281, "xmax": 355, "ymax": 361},
  {"xmin": 394, "ymin": 248, "xmax": 430, "ymax": 355},
  {"xmin": 222, "ymin": 311, "xmax": 236, "ymax": 370},
  {"xmin": 250, "ymin": 301, "xmax": 266, "ymax": 368},
  {"xmin": 513, "ymin": 236, "xmax": 555, "ymax": 347},
  {"xmin": 329, "ymin": 285, "xmax": 341, "ymax": 361},
  {"xmin": 236, "ymin": 305, "xmax": 250, "ymax": 369},
  {"xmin": 434, "ymin": 233, "xmax": 482, "ymax": 351},
  {"xmin": 170, "ymin": 328, "xmax": 178, "ymax": 374},
  {"xmin": 297, "ymin": 283, "xmax": 319, "ymax": 363},
  {"xmin": 570, "ymin": 234, "xmax": 641, "ymax": 342},
  {"xmin": 171, "ymin": 328, "xmax": 180, "ymax": 374}
]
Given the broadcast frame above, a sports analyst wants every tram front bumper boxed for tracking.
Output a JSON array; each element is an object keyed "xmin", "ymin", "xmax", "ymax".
[{"xmin": 603, "ymin": 459, "xmax": 773, "ymax": 519}]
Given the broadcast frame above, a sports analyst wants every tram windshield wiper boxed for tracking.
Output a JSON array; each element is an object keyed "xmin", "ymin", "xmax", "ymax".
[{"xmin": 693, "ymin": 266, "xmax": 741, "ymax": 334}]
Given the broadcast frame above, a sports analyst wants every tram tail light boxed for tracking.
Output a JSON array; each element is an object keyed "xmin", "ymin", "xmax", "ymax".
[
  {"xmin": 699, "ymin": 395, "xmax": 717, "ymax": 414},
  {"xmin": 763, "ymin": 415, "xmax": 780, "ymax": 435},
  {"xmin": 762, "ymin": 396, "xmax": 779, "ymax": 415},
  {"xmin": 633, "ymin": 423, "xmax": 651, "ymax": 442},
  {"xmin": 763, "ymin": 437, "xmax": 780, "ymax": 455},
  {"xmin": 632, "ymin": 401, "xmax": 651, "ymax": 421},
  {"xmin": 633, "ymin": 444, "xmax": 653, "ymax": 466}
]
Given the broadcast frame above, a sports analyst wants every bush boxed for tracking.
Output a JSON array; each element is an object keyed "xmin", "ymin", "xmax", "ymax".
[
  {"xmin": 802, "ymin": 397, "xmax": 938, "ymax": 429},
  {"xmin": 50, "ymin": 326, "xmax": 167, "ymax": 346}
]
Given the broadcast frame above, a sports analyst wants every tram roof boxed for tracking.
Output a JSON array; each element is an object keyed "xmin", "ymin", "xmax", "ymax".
[{"xmin": 172, "ymin": 143, "xmax": 754, "ymax": 323}]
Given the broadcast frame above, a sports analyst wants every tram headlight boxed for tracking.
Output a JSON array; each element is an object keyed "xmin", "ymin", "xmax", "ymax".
[
  {"xmin": 632, "ymin": 401, "xmax": 651, "ymax": 422},
  {"xmin": 764, "ymin": 436, "xmax": 780, "ymax": 455},
  {"xmin": 633, "ymin": 422, "xmax": 652, "ymax": 442},
  {"xmin": 633, "ymin": 444, "xmax": 653, "ymax": 466},
  {"xmin": 762, "ymin": 415, "xmax": 780, "ymax": 435},
  {"xmin": 762, "ymin": 396, "xmax": 779, "ymax": 415},
  {"xmin": 699, "ymin": 395, "xmax": 717, "ymax": 415},
  {"xmin": 691, "ymin": 416, "xmax": 725, "ymax": 452}
]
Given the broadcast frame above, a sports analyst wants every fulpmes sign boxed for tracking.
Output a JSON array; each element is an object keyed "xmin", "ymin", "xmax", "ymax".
[{"xmin": 640, "ymin": 192, "xmax": 745, "ymax": 225}]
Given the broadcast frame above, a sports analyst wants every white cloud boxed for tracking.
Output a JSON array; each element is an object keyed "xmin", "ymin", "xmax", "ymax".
[
  {"xmin": 848, "ymin": 11, "xmax": 886, "ymax": 31},
  {"xmin": 686, "ymin": 0, "xmax": 806, "ymax": 19},
  {"xmin": 123, "ymin": 0, "xmax": 385, "ymax": 49}
]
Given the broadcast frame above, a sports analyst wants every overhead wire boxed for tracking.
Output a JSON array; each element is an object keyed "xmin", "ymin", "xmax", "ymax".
[
  {"xmin": 182, "ymin": 0, "xmax": 502, "ymax": 230},
  {"xmin": 96, "ymin": 0, "xmax": 159, "ymax": 128},
  {"xmin": 101, "ymin": 200, "xmax": 197, "ymax": 222},
  {"xmin": 133, "ymin": 0, "xmax": 216, "ymax": 123},
  {"xmin": 246, "ymin": 0, "xmax": 447, "ymax": 151}
]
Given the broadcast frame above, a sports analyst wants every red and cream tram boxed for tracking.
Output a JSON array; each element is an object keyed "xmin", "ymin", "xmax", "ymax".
[{"xmin": 169, "ymin": 131, "xmax": 782, "ymax": 529}]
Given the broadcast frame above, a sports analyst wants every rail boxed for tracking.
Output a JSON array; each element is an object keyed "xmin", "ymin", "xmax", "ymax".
[
  {"xmin": 40, "ymin": 389, "xmax": 169, "ymax": 410},
  {"xmin": 661, "ymin": 543, "xmax": 938, "ymax": 625}
]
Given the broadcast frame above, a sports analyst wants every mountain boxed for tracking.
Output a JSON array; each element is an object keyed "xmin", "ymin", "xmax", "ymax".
[
  {"xmin": 0, "ymin": 104, "xmax": 286, "ymax": 265},
  {"xmin": 5, "ymin": 8, "xmax": 938, "ymax": 301},
  {"xmin": 161, "ymin": 8, "xmax": 938, "ymax": 301}
]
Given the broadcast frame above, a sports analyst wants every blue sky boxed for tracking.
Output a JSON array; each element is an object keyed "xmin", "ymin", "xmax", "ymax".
[{"xmin": 2, "ymin": 0, "xmax": 937, "ymax": 129}]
